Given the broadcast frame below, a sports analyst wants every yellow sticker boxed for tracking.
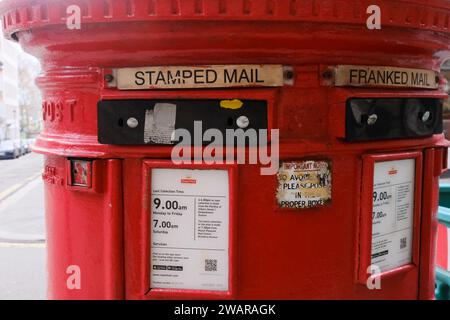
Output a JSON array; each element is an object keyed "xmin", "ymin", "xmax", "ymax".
[{"xmin": 220, "ymin": 99, "xmax": 243, "ymax": 110}]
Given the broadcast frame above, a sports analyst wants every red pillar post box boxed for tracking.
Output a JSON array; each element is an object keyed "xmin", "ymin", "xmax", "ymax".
[{"xmin": 1, "ymin": 0, "xmax": 449, "ymax": 299}]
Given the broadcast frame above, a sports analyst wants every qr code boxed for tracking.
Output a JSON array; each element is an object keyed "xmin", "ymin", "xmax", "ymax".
[
  {"xmin": 400, "ymin": 237, "xmax": 407, "ymax": 249},
  {"xmin": 205, "ymin": 259, "xmax": 217, "ymax": 272}
]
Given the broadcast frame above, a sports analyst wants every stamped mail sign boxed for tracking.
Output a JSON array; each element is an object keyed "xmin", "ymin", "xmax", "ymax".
[{"xmin": 116, "ymin": 65, "xmax": 284, "ymax": 90}]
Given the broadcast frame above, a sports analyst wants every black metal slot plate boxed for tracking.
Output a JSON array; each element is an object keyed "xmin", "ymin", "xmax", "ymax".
[
  {"xmin": 98, "ymin": 99, "xmax": 268, "ymax": 145},
  {"xmin": 345, "ymin": 98, "xmax": 443, "ymax": 142}
]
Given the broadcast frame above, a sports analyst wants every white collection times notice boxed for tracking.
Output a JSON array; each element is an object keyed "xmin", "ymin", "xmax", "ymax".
[
  {"xmin": 150, "ymin": 168, "xmax": 229, "ymax": 291},
  {"xmin": 371, "ymin": 158, "xmax": 416, "ymax": 273}
]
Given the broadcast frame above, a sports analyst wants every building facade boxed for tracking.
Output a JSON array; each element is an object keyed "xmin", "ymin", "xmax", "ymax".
[{"xmin": 0, "ymin": 26, "xmax": 20, "ymax": 142}]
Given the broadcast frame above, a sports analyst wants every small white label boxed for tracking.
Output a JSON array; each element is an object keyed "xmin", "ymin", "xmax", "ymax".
[
  {"xmin": 151, "ymin": 168, "xmax": 229, "ymax": 291},
  {"xmin": 371, "ymin": 159, "xmax": 415, "ymax": 273}
]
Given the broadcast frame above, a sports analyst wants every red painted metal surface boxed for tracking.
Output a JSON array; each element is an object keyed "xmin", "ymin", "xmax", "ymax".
[
  {"xmin": 436, "ymin": 223, "xmax": 448, "ymax": 271},
  {"xmin": 1, "ymin": 0, "xmax": 449, "ymax": 299}
]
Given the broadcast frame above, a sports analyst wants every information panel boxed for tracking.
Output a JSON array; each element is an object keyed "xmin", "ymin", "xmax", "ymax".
[
  {"xmin": 150, "ymin": 168, "xmax": 229, "ymax": 291},
  {"xmin": 371, "ymin": 159, "xmax": 415, "ymax": 272}
]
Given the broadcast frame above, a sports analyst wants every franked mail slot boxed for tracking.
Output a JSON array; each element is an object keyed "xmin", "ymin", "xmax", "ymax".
[
  {"xmin": 345, "ymin": 98, "xmax": 443, "ymax": 142},
  {"xmin": 98, "ymin": 99, "xmax": 268, "ymax": 145}
]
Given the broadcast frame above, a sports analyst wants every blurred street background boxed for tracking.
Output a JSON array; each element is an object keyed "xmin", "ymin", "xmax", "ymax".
[
  {"xmin": 0, "ymin": 23, "xmax": 45, "ymax": 299},
  {"xmin": 0, "ymin": 153, "xmax": 45, "ymax": 300}
]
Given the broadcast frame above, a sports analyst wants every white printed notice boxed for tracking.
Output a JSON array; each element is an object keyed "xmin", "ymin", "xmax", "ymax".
[
  {"xmin": 371, "ymin": 159, "xmax": 415, "ymax": 273},
  {"xmin": 151, "ymin": 168, "xmax": 229, "ymax": 291}
]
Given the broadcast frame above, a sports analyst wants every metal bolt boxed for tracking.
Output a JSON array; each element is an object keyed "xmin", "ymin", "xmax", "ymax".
[
  {"xmin": 367, "ymin": 114, "xmax": 378, "ymax": 125},
  {"xmin": 322, "ymin": 70, "xmax": 333, "ymax": 80},
  {"xmin": 236, "ymin": 116, "xmax": 250, "ymax": 129},
  {"xmin": 127, "ymin": 117, "xmax": 139, "ymax": 128},
  {"xmin": 104, "ymin": 74, "xmax": 114, "ymax": 83},
  {"xmin": 421, "ymin": 111, "xmax": 431, "ymax": 123},
  {"xmin": 284, "ymin": 70, "xmax": 294, "ymax": 80}
]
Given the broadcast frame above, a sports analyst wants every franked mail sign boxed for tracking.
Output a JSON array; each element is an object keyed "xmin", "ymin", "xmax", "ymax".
[
  {"xmin": 150, "ymin": 168, "xmax": 229, "ymax": 291},
  {"xmin": 371, "ymin": 159, "xmax": 415, "ymax": 272},
  {"xmin": 277, "ymin": 161, "xmax": 332, "ymax": 209},
  {"xmin": 116, "ymin": 64, "xmax": 284, "ymax": 90},
  {"xmin": 335, "ymin": 65, "xmax": 439, "ymax": 89}
]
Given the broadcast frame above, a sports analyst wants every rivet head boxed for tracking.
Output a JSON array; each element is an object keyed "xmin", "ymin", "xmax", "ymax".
[
  {"xmin": 127, "ymin": 117, "xmax": 139, "ymax": 128},
  {"xmin": 421, "ymin": 111, "xmax": 431, "ymax": 123},
  {"xmin": 284, "ymin": 70, "xmax": 294, "ymax": 80},
  {"xmin": 367, "ymin": 114, "xmax": 378, "ymax": 125},
  {"xmin": 322, "ymin": 70, "xmax": 333, "ymax": 80},
  {"xmin": 104, "ymin": 74, "xmax": 114, "ymax": 83},
  {"xmin": 236, "ymin": 116, "xmax": 250, "ymax": 129}
]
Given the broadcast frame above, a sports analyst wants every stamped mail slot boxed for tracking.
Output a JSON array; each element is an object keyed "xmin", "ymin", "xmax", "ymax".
[{"xmin": 97, "ymin": 99, "xmax": 268, "ymax": 145}]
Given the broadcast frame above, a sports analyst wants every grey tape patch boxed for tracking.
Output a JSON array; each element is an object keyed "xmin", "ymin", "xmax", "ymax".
[{"xmin": 144, "ymin": 103, "xmax": 177, "ymax": 144}]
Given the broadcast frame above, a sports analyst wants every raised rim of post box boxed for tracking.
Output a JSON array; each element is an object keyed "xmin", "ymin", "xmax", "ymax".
[
  {"xmin": 136, "ymin": 160, "xmax": 238, "ymax": 300},
  {"xmin": 358, "ymin": 151, "xmax": 422, "ymax": 285},
  {"xmin": 1, "ymin": 0, "xmax": 450, "ymax": 41}
]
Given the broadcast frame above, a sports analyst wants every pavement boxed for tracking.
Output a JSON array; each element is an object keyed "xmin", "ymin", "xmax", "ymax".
[
  {"xmin": 0, "ymin": 243, "xmax": 46, "ymax": 300},
  {"xmin": 0, "ymin": 153, "xmax": 46, "ymax": 300}
]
